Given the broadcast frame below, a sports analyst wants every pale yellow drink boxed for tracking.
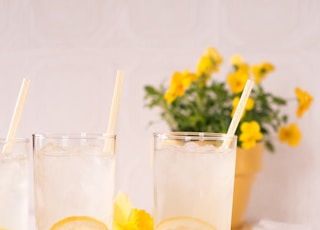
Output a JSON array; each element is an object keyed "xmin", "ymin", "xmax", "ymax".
[
  {"xmin": 153, "ymin": 132, "xmax": 237, "ymax": 230},
  {"xmin": 0, "ymin": 138, "xmax": 29, "ymax": 230},
  {"xmin": 33, "ymin": 133, "xmax": 115, "ymax": 230}
]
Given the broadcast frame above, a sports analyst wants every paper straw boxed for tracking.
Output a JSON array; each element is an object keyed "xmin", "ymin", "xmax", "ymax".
[
  {"xmin": 223, "ymin": 79, "xmax": 254, "ymax": 148},
  {"xmin": 103, "ymin": 70, "xmax": 124, "ymax": 152},
  {"xmin": 2, "ymin": 78, "xmax": 31, "ymax": 154}
]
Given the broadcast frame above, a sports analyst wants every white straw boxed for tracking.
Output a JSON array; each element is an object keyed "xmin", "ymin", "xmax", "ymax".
[
  {"xmin": 223, "ymin": 79, "xmax": 254, "ymax": 148},
  {"xmin": 2, "ymin": 78, "xmax": 31, "ymax": 154},
  {"xmin": 104, "ymin": 70, "xmax": 124, "ymax": 152}
]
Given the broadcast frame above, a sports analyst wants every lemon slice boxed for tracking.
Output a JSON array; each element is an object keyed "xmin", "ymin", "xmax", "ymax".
[
  {"xmin": 155, "ymin": 216, "xmax": 216, "ymax": 230},
  {"xmin": 50, "ymin": 216, "xmax": 108, "ymax": 230}
]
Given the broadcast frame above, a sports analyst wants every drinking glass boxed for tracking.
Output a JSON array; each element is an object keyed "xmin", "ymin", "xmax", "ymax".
[
  {"xmin": 0, "ymin": 138, "xmax": 30, "ymax": 230},
  {"xmin": 153, "ymin": 132, "xmax": 237, "ymax": 230},
  {"xmin": 33, "ymin": 133, "xmax": 116, "ymax": 230}
]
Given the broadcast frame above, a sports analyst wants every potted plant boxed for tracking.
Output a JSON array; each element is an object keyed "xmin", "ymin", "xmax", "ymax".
[{"xmin": 143, "ymin": 47, "xmax": 313, "ymax": 229}]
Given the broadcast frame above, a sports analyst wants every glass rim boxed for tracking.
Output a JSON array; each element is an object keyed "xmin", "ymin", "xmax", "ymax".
[
  {"xmin": 32, "ymin": 132, "xmax": 116, "ymax": 140},
  {"xmin": 153, "ymin": 132, "xmax": 237, "ymax": 141}
]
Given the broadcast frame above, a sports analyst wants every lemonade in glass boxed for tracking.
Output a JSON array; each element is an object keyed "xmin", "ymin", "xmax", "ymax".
[
  {"xmin": 153, "ymin": 132, "xmax": 237, "ymax": 230},
  {"xmin": 0, "ymin": 138, "xmax": 29, "ymax": 230},
  {"xmin": 33, "ymin": 133, "xmax": 116, "ymax": 230}
]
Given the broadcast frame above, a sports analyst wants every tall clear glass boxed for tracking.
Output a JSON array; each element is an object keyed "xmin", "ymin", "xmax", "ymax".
[
  {"xmin": 0, "ymin": 138, "xmax": 30, "ymax": 230},
  {"xmin": 153, "ymin": 132, "xmax": 237, "ymax": 230},
  {"xmin": 33, "ymin": 133, "xmax": 116, "ymax": 230}
]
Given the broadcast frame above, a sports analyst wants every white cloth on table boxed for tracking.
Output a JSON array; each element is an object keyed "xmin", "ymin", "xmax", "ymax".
[{"xmin": 253, "ymin": 219, "xmax": 312, "ymax": 230}]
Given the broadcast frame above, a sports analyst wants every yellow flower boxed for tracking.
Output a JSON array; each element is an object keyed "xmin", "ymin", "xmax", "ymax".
[
  {"xmin": 239, "ymin": 121, "xmax": 263, "ymax": 149},
  {"xmin": 230, "ymin": 54, "xmax": 250, "ymax": 73},
  {"xmin": 230, "ymin": 54, "xmax": 243, "ymax": 66},
  {"xmin": 206, "ymin": 46, "xmax": 223, "ymax": 67},
  {"xmin": 131, "ymin": 209, "xmax": 154, "ymax": 230},
  {"xmin": 278, "ymin": 123, "xmax": 302, "ymax": 147},
  {"xmin": 170, "ymin": 71, "xmax": 193, "ymax": 96},
  {"xmin": 227, "ymin": 70, "xmax": 249, "ymax": 94},
  {"xmin": 113, "ymin": 192, "xmax": 153, "ymax": 230},
  {"xmin": 113, "ymin": 191, "xmax": 136, "ymax": 230},
  {"xmin": 197, "ymin": 55, "xmax": 212, "ymax": 76},
  {"xmin": 197, "ymin": 47, "xmax": 223, "ymax": 76},
  {"xmin": 184, "ymin": 69, "xmax": 198, "ymax": 83},
  {"xmin": 231, "ymin": 96, "xmax": 254, "ymax": 118},
  {"xmin": 295, "ymin": 87, "xmax": 313, "ymax": 118},
  {"xmin": 164, "ymin": 89, "xmax": 176, "ymax": 104},
  {"xmin": 164, "ymin": 70, "xmax": 196, "ymax": 104},
  {"xmin": 237, "ymin": 62, "xmax": 250, "ymax": 74},
  {"xmin": 245, "ymin": 97, "xmax": 254, "ymax": 110},
  {"xmin": 251, "ymin": 62, "xmax": 274, "ymax": 84}
]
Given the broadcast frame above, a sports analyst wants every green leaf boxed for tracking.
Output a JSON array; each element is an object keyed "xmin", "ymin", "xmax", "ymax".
[
  {"xmin": 144, "ymin": 85, "xmax": 160, "ymax": 95},
  {"xmin": 265, "ymin": 140, "xmax": 275, "ymax": 152},
  {"xmin": 272, "ymin": 96, "xmax": 287, "ymax": 105},
  {"xmin": 282, "ymin": 115, "xmax": 288, "ymax": 123}
]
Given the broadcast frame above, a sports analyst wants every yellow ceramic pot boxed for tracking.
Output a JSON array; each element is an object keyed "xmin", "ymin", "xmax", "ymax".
[{"xmin": 231, "ymin": 142, "xmax": 264, "ymax": 230}]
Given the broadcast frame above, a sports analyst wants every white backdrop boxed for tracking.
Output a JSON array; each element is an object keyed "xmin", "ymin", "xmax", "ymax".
[{"xmin": 0, "ymin": 0, "xmax": 319, "ymax": 229}]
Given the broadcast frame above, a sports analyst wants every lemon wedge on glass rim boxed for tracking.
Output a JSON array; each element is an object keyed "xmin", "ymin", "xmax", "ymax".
[
  {"xmin": 50, "ymin": 216, "xmax": 108, "ymax": 230},
  {"xmin": 155, "ymin": 216, "xmax": 216, "ymax": 230}
]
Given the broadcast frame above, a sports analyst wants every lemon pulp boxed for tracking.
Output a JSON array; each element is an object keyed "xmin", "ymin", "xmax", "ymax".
[
  {"xmin": 155, "ymin": 216, "xmax": 216, "ymax": 230},
  {"xmin": 50, "ymin": 216, "xmax": 108, "ymax": 230}
]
